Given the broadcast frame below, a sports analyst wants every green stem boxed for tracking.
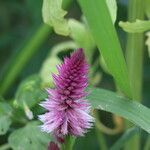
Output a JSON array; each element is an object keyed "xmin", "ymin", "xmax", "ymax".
[
  {"xmin": 61, "ymin": 135, "xmax": 76, "ymax": 150},
  {"xmin": 94, "ymin": 111, "xmax": 107, "ymax": 150},
  {"xmin": 110, "ymin": 127, "xmax": 139, "ymax": 150},
  {"xmin": 0, "ymin": 24, "xmax": 52, "ymax": 96},
  {"xmin": 126, "ymin": 0, "xmax": 144, "ymax": 101},
  {"xmin": 125, "ymin": 0, "xmax": 144, "ymax": 149},
  {"xmin": 144, "ymin": 135, "xmax": 150, "ymax": 150},
  {"xmin": 0, "ymin": 144, "xmax": 10, "ymax": 150},
  {"xmin": 95, "ymin": 127, "xmax": 107, "ymax": 150}
]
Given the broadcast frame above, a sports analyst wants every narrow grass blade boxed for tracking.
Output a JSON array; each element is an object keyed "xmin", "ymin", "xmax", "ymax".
[
  {"xmin": 78, "ymin": 0, "xmax": 131, "ymax": 97},
  {"xmin": 110, "ymin": 127, "xmax": 140, "ymax": 150},
  {"xmin": 88, "ymin": 88, "xmax": 150, "ymax": 134}
]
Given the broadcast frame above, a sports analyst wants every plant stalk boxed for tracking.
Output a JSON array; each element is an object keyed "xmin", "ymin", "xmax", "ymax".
[
  {"xmin": 94, "ymin": 110, "xmax": 107, "ymax": 150},
  {"xmin": 144, "ymin": 135, "xmax": 150, "ymax": 150},
  {"xmin": 125, "ymin": 0, "xmax": 144, "ymax": 149},
  {"xmin": 61, "ymin": 135, "xmax": 76, "ymax": 150}
]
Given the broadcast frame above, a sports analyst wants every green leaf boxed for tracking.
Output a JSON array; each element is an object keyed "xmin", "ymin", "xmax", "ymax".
[
  {"xmin": 145, "ymin": 0, "xmax": 150, "ymax": 19},
  {"xmin": 106, "ymin": 0, "xmax": 117, "ymax": 24},
  {"xmin": 42, "ymin": 0, "xmax": 69, "ymax": 36},
  {"xmin": 119, "ymin": 20, "xmax": 150, "ymax": 33},
  {"xmin": 8, "ymin": 121, "xmax": 51, "ymax": 150},
  {"xmin": 110, "ymin": 127, "xmax": 139, "ymax": 150},
  {"xmin": 15, "ymin": 75, "xmax": 47, "ymax": 109},
  {"xmin": 88, "ymin": 88, "xmax": 150, "ymax": 134},
  {"xmin": 78, "ymin": 0, "xmax": 131, "ymax": 97},
  {"xmin": 0, "ymin": 102, "xmax": 13, "ymax": 135},
  {"xmin": 0, "ymin": 116, "xmax": 11, "ymax": 135},
  {"xmin": 146, "ymin": 31, "xmax": 150, "ymax": 57}
]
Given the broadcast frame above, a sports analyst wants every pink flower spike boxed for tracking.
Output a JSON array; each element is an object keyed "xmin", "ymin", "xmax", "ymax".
[{"xmin": 39, "ymin": 48, "xmax": 94, "ymax": 138}]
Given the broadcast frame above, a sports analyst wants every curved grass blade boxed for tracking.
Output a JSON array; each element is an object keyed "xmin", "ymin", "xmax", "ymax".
[{"xmin": 88, "ymin": 88, "xmax": 150, "ymax": 134}]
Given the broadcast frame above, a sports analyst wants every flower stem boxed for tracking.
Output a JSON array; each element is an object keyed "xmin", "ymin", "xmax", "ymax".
[
  {"xmin": 95, "ymin": 127, "xmax": 107, "ymax": 150},
  {"xmin": 125, "ymin": 0, "xmax": 144, "ymax": 149},
  {"xmin": 61, "ymin": 135, "xmax": 76, "ymax": 150}
]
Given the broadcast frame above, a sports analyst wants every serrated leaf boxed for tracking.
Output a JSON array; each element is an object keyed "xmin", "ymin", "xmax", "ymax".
[
  {"xmin": 42, "ymin": 0, "xmax": 69, "ymax": 36},
  {"xmin": 119, "ymin": 20, "xmax": 150, "ymax": 33},
  {"xmin": 0, "ymin": 102, "xmax": 13, "ymax": 135},
  {"xmin": 88, "ymin": 88, "xmax": 150, "ymax": 134},
  {"xmin": 106, "ymin": 0, "xmax": 117, "ymax": 24},
  {"xmin": 8, "ymin": 121, "xmax": 51, "ymax": 150},
  {"xmin": 15, "ymin": 75, "xmax": 47, "ymax": 108},
  {"xmin": 146, "ymin": 31, "xmax": 150, "ymax": 57}
]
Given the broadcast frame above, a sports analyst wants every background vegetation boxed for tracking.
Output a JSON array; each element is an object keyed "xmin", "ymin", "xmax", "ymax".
[{"xmin": 0, "ymin": 0, "xmax": 150, "ymax": 149}]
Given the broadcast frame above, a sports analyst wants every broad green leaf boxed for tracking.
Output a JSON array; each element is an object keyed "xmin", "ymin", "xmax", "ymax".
[
  {"xmin": 68, "ymin": 19, "xmax": 95, "ymax": 62},
  {"xmin": 146, "ymin": 31, "xmax": 150, "ymax": 57},
  {"xmin": 110, "ymin": 127, "xmax": 139, "ymax": 150},
  {"xmin": 78, "ymin": 0, "xmax": 131, "ymax": 97},
  {"xmin": 15, "ymin": 75, "xmax": 47, "ymax": 108},
  {"xmin": 88, "ymin": 88, "xmax": 150, "ymax": 134},
  {"xmin": 106, "ymin": 0, "xmax": 117, "ymax": 24},
  {"xmin": 8, "ymin": 121, "xmax": 51, "ymax": 150},
  {"xmin": 42, "ymin": 0, "xmax": 69, "ymax": 36},
  {"xmin": 0, "ymin": 102, "xmax": 12, "ymax": 114},
  {"xmin": 119, "ymin": 20, "xmax": 150, "ymax": 33},
  {"xmin": 0, "ymin": 116, "xmax": 11, "ymax": 135},
  {"xmin": 0, "ymin": 102, "xmax": 13, "ymax": 135}
]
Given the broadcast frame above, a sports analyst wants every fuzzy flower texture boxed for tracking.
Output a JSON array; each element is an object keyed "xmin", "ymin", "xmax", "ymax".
[{"xmin": 39, "ymin": 48, "xmax": 94, "ymax": 138}]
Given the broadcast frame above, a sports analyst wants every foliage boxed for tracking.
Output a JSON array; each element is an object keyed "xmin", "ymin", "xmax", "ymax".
[
  {"xmin": 119, "ymin": 20, "xmax": 150, "ymax": 33},
  {"xmin": 8, "ymin": 121, "xmax": 51, "ymax": 150},
  {"xmin": 0, "ymin": 102, "xmax": 12, "ymax": 135},
  {"xmin": 0, "ymin": 0, "xmax": 150, "ymax": 150}
]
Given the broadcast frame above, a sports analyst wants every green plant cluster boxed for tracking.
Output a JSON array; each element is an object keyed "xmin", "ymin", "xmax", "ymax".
[{"xmin": 0, "ymin": 0, "xmax": 150, "ymax": 150}]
